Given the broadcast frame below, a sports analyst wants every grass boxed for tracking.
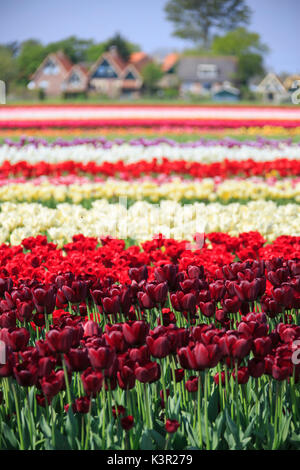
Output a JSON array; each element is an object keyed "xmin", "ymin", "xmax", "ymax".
[
  {"xmin": 1, "ymin": 133, "xmax": 300, "ymax": 144},
  {"xmin": 4, "ymin": 96, "xmax": 300, "ymax": 107}
]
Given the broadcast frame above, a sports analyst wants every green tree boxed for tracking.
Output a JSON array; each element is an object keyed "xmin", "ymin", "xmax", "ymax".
[
  {"xmin": 44, "ymin": 36, "xmax": 95, "ymax": 63},
  {"xmin": 141, "ymin": 63, "xmax": 163, "ymax": 94},
  {"xmin": 104, "ymin": 33, "xmax": 140, "ymax": 61},
  {"xmin": 85, "ymin": 43, "xmax": 106, "ymax": 63},
  {"xmin": 211, "ymin": 27, "xmax": 268, "ymax": 84},
  {"xmin": 0, "ymin": 45, "xmax": 17, "ymax": 93},
  {"xmin": 16, "ymin": 39, "xmax": 46, "ymax": 84},
  {"xmin": 164, "ymin": 0, "xmax": 251, "ymax": 49}
]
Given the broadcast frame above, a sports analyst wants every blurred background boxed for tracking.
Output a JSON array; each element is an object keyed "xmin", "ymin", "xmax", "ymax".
[{"xmin": 1, "ymin": 0, "xmax": 299, "ymax": 104}]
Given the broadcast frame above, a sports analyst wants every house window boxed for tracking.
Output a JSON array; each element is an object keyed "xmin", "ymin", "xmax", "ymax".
[
  {"xmin": 43, "ymin": 59, "xmax": 60, "ymax": 75},
  {"xmin": 40, "ymin": 80, "xmax": 48, "ymax": 89},
  {"xmin": 68, "ymin": 72, "xmax": 81, "ymax": 85},
  {"xmin": 92, "ymin": 59, "xmax": 118, "ymax": 78},
  {"xmin": 124, "ymin": 71, "xmax": 136, "ymax": 80},
  {"xmin": 197, "ymin": 64, "xmax": 218, "ymax": 80}
]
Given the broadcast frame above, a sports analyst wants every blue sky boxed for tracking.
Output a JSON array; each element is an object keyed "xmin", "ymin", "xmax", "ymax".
[{"xmin": 1, "ymin": 0, "xmax": 299, "ymax": 73}]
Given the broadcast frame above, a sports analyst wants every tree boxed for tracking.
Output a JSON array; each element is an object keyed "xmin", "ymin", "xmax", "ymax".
[
  {"xmin": 0, "ymin": 45, "xmax": 17, "ymax": 93},
  {"xmin": 104, "ymin": 33, "xmax": 140, "ymax": 62},
  {"xmin": 141, "ymin": 63, "xmax": 163, "ymax": 94},
  {"xmin": 86, "ymin": 43, "xmax": 106, "ymax": 63},
  {"xmin": 16, "ymin": 40, "xmax": 46, "ymax": 84},
  {"xmin": 44, "ymin": 36, "xmax": 95, "ymax": 63},
  {"xmin": 164, "ymin": 0, "xmax": 251, "ymax": 49},
  {"xmin": 211, "ymin": 27, "xmax": 268, "ymax": 84}
]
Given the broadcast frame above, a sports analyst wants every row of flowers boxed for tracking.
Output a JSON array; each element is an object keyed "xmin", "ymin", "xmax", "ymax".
[
  {"xmin": 0, "ymin": 232, "xmax": 299, "ymax": 283},
  {"xmin": 3, "ymin": 118, "xmax": 300, "ymax": 129},
  {"xmin": 0, "ymin": 177, "xmax": 300, "ymax": 204},
  {"xmin": 2, "ymin": 158, "xmax": 300, "ymax": 179},
  {"xmin": 0, "ymin": 200, "xmax": 299, "ymax": 247},
  {"xmin": 0, "ymin": 234, "xmax": 300, "ymax": 449},
  {"xmin": 4, "ymin": 136, "xmax": 298, "ymax": 149},
  {"xmin": 1, "ymin": 126, "xmax": 300, "ymax": 138},
  {"xmin": 1, "ymin": 105, "xmax": 300, "ymax": 128},
  {"xmin": 1, "ymin": 140, "xmax": 300, "ymax": 166}
]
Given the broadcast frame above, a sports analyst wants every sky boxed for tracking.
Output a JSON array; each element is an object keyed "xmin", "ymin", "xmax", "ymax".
[{"xmin": 1, "ymin": 0, "xmax": 299, "ymax": 74}]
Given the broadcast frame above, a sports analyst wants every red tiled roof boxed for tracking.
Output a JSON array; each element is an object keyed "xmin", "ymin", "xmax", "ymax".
[
  {"xmin": 162, "ymin": 53, "xmax": 179, "ymax": 73},
  {"xmin": 130, "ymin": 52, "xmax": 148, "ymax": 64},
  {"xmin": 53, "ymin": 51, "xmax": 73, "ymax": 72}
]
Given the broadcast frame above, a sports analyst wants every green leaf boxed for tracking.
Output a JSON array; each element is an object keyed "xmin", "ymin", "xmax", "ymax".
[
  {"xmin": 40, "ymin": 415, "xmax": 52, "ymax": 439},
  {"xmin": 149, "ymin": 429, "xmax": 165, "ymax": 449},
  {"xmin": 207, "ymin": 388, "xmax": 219, "ymax": 423},
  {"xmin": 2, "ymin": 422, "xmax": 19, "ymax": 448},
  {"xmin": 140, "ymin": 429, "xmax": 154, "ymax": 450}
]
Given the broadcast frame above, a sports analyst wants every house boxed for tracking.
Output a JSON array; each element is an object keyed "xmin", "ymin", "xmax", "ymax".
[
  {"xmin": 88, "ymin": 47, "xmax": 151, "ymax": 98},
  {"xmin": 28, "ymin": 47, "xmax": 151, "ymax": 98},
  {"xmin": 61, "ymin": 64, "xmax": 89, "ymax": 97},
  {"xmin": 256, "ymin": 73, "xmax": 289, "ymax": 103},
  {"xmin": 28, "ymin": 51, "xmax": 73, "ymax": 96},
  {"xmin": 177, "ymin": 56, "xmax": 238, "ymax": 96},
  {"xmin": 158, "ymin": 53, "xmax": 180, "ymax": 89},
  {"xmin": 211, "ymin": 81, "xmax": 240, "ymax": 102}
]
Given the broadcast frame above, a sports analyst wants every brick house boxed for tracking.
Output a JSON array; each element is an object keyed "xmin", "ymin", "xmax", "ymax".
[
  {"xmin": 61, "ymin": 64, "xmax": 89, "ymax": 96},
  {"xmin": 88, "ymin": 47, "xmax": 151, "ymax": 97},
  {"xmin": 28, "ymin": 51, "xmax": 73, "ymax": 96}
]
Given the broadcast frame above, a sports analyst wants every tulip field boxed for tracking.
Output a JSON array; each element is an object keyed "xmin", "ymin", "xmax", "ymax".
[{"xmin": 0, "ymin": 104, "xmax": 300, "ymax": 451}]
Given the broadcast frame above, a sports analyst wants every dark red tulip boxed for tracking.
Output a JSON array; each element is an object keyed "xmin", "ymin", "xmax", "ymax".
[
  {"xmin": 129, "ymin": 266, "xmax": 148, "ymax": 282},
  {"xmin": 65, "ymin": 348, "xmax": 90, "ymax": 371},
  {"xmin": 88, "ymin": 346, "xmax": 116, "ymax": 370},
  {"xmin": 199, "ymin": 301, "xmax": 215, "ymax": 318},
  {"xmin": 135, "ymin": 361, "xmax": 161, "ymax": 383},
  {"xmin": 232, "ymin": 366, "xmax": 249, "ymax": 384},
  {"xmin": 83, "ymin": 320, "xmax": 100, "ymax": 338},
  {"xmin": 129, "ymin": 345, "xmax": 150, "ymax": 365},
  {"xmin": 0, "ymin": 328, "xmax": 30, "ymax": 352},
  {"xmin": 73, "ymin": 396, "xmax": 91, "ymax": 414},
  {"xmin": 122, "ymin": 321, "xmax": 149, "ymax": 346},
  {"xmin": 117, "ymin": 365, "xmax": 136, "ymax": 390},
  {"xmin": 165, "ymin": 419, "xmax": 180, "ymax": 434},
  {"xmin": 248, "ymin": 358, "xmax": 265, "ymax": 378},
  {"xmin": 81, "ymin": 367, "xmax": 103, "ymax": 396},
  {"xmin": 146, "ymin": 335, "xmax": 171, "ymax": 359},
  {"xmin": 185, "ymin": 376, "xmax": 198, "ymax": 392},
  {"xmin": 46, "ymin": 327, "xmax": 74, "ymax": 353},
  {"xmin": 253, "ymin": 337, "xmax": 272, "ymax": 358},
  {"xmin": 40, "ymin": 371, "xmax": 62, "ymax": 400},
  {"xmin": 102, "ymin": 296, "xmax": 120, "ymax": 315},
  {"xmin": 272, "ymin": 364, "xmax": 290, "ymax": 381},
  {"xmin": 232, "ymin": 338, "xmax": 252, "ymax": 359},
  {"xmin": 13, "ymin": 361, "xmax": 38, "ymax": 387},
  {"xmin": 174, "ymin": 368, "xmax": 184, "ymax": 382},
  {"xmin": 121, "ymin": 415, "xmax": 134, "ymax": 431},
  {"xmin": 112, "ymin": 405, "xmax": 126, "ymax": 418}
]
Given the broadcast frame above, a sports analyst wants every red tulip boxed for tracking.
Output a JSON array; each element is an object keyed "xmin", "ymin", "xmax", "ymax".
[
  {"xmin": 81, "ymin": 367, "xmax": 103, "ymax": 396},
  {"xmin": 88, "ymin": 346, "xmax": 116, "ymax": 370},
  {"xmin": 135, "ymin": 361, "xmax": 161, "ymax": 383},
  {"xmin": 146, "ymin": 335, "xmax": 171, "ymax": 359},
  {"xmin": 165, "ymin": 419, "xmax": 180, "ymax": 434},
  {"xmin": 121, "ymin": 415, "xmax": 134, "ymax": 431}
]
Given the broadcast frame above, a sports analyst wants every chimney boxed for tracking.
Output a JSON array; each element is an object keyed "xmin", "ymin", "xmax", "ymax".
[{"xmin": 109, "ymin": 45, "xmax": 118, "ymax": 57}]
